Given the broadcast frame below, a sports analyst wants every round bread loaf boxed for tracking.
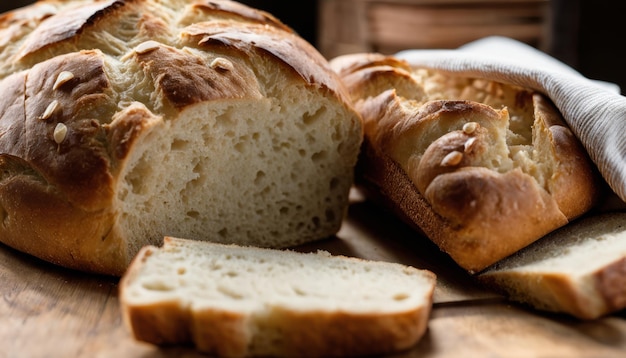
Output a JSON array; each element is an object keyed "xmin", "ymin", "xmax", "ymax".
[
  {"xmin": 331, "ymin": 53, "xmax": 601, "ymax": 273},
  {"xmin": 0, "ymin": 0, "xmax": 362, "ymax": 275}
]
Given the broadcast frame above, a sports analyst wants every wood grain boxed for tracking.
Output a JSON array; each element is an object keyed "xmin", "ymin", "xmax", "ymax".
[{"xmin": 1, "ymin": 193, "xmax": 625, "ymax": 358}]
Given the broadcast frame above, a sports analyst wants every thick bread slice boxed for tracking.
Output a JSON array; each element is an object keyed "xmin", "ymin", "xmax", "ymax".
[
  {"xmin": 120, "ymin": 237, "xmax": 437, "ymax": 357},
  {"xmin": 330, "ymin": 53, "xmax": 601, "ymax": 273},
  {"xmin": 0, "ymin": 0, "xmax": 362, "ymax": 275},
  {"xmin": 478, "ymin": 212, "xmax": 626, "ymax": 320}
]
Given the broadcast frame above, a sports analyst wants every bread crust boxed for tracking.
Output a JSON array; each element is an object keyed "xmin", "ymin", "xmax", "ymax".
[
  {"xmin": 0, "ymin": 0, "xmax": 362, "ymax": 275},
  {"xmin": 333, "ymin": 53, "xmax": 601, "ymax": 273}
]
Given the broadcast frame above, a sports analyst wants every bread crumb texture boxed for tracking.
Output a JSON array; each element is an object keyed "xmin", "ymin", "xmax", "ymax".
[
  {"xmin": 120, "ymin": 237, "xmax": 436, "ymax": 357},
  {"xmin": 0, "ymin": 0, "xmax": 362, "ymax": 275}
]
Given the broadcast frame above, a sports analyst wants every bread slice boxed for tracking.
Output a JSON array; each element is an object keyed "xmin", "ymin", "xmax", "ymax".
[
  {"xmin": 119, "ymin": 237, "xmax": 437, "ymax": 357},
  {"xmin": 478, "ymin": 212, "xmax": 626, "ymax": 319},
  {"xmin": 0, "ymin": 0, "xmax": 362, "ymax": 275},
  {"xmin": 330, "ymin": 53, "xmax": 601, "ymax": 273}
]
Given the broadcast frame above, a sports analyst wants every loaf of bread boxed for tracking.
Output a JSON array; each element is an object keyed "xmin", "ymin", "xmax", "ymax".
[
  {"xmin": 0, "ymin": 0, "xmax": 362, "ymax": 275},
  {"xmin": 330, "ymin": 53, "xmax": 601, "ymax": 273},
  {"xmin": 478, "ymin": 212, "xmax": 626, "ymax": 319},
  {"xmin": 120, "ymin": 237, "xmax": 437, "ymax": 357}
]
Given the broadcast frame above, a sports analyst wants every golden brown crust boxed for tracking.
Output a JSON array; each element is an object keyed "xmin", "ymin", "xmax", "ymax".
[
  {"xmin": 0, "ymin": 50, "xmax": 124, "ymax": 273},
  {"xmin": 120, "ymin": 246, "xmax": 195, "ymax": 344},
  {"xmin": 17, "ymin": 0, "xmax": 125, "ymax": 61},
  {"xmin": 335, "ymin": 53, "xmax": 601, "ymax": 273},
  {"xmin": 190, "ymin": 306, "xmax": 429, "ymax": 357},
  {"xmin": 0, "ymin": 154, "xmax": 123, "ymax": 273},
  {"xmin": 0, "ymin": 51, "xmax": 116, "ymax": 210},
  {"xmin": 262, "ymin": 307, "xmax": 430, "ymax": 357},
  {"xmin": 594, "ymin": 257, "xmax": 626, "ymax": 315},
  {"xmin": 534, "ymin": 94, "xmax": 601, "ymax": 218},
  {"xmin": 181, "ymin": 20, "xmax": 352, "ymax": 104},
  {"xmin": 133, "ymin": 43, "xmax": 263, "ymax": 110}
]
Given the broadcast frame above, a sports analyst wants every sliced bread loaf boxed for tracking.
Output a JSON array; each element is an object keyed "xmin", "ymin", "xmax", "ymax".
[
  {"xmin": 478, "ymin": 212, "xmax": 626, "ymax": 319},
  {"xmin": 0, "ymin": 0, "xmax": 362, "ymax": 275},
  {"xmin": 119, "ymin": 237, "xmax": 437, "ymax": 357}
]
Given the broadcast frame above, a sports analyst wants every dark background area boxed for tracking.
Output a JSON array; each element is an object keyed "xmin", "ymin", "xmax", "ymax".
[
  {"xmin": 242, "ymin": 0, "xmax": 626, "ymax": 94},
  {"xmin": 1, "ymin": 0, "xmax": 624, "ymax": 93}
]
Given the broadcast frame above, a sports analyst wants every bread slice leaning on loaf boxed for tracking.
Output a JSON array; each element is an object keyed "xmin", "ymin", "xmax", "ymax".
[
  {"xmin": 0, "ymin": 0, "xmax": 362, "ymax": 275},
  {"xmin": 478, "ymin": 212, "xmax": 626, "ymax": 320},
  {"xmin": 119, "ymin": 237, "xmax": 437, "ymax": 357},
  {"xmin": 330, "ymin": 53, "xmax": 601, "ymax": 273}
]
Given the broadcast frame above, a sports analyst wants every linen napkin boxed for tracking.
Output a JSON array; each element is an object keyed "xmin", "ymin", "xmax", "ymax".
[{"xmin": 396, "ymin": 36, "xmax": 626, "ymax": 202}]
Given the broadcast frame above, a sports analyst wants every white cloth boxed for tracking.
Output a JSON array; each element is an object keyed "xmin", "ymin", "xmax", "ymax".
[{"xmin": 396, "ymin": 36, "xmax": 626, "ymax": 201}]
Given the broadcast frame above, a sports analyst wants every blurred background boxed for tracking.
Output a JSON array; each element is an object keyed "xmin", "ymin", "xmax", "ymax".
[{"xmin": 2, "ymin": 0, "xmax": 624, "ymax": 94}]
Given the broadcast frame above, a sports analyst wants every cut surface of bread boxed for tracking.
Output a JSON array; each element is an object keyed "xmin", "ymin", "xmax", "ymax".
[
  {"xmin": 330, "ymin": 53, "xmax": 601, "ymax": 273},
  {"xmin": 478, "ymin": 212, "xmax": 626, "ymax": 320},
  {"xmin": 120, "ymin": 237, "xmax": 437, "ymax": 357},
  {"xmin": 0, "ymin": 0, "xmax": 362, "ymax": 275}
]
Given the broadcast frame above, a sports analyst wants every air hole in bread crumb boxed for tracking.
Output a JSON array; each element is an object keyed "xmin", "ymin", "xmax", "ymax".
[
  {"xmin": 142, "ymin": 281, "xmax": 174, "ymax": 291},
  {"xmin": 254, "ymin": 171, "xmax": 266, "ymax": 185},
  {"xmin": 186, "ymin": 210, "xmax": 199, "ymax": 219},
  {"xmin": 311, "ymin": 150, "xmax": 327, "ymax": 163},
  {"xmin": 171, "ymin": 139, "xmax": 190, "ymax": 151},
  {"xmin": 302, "ymin": 107, "xmax": 324, "ymax": 125},
  {"xmin": 293, "ymin": 287, "xmax": 306, "ymax": 296},
  {"xmin": 329, "ymin": 177, "xmax": 340, "ymax": 190},
  {"xmin": 218, "ymin": 228, "xmax": 228, "ymax": 238},
  {"xmin": 217, "ymin": 285, "xmax": 244, "ymax": 299},
  {"xmin": 177, "ymin": 267, "xmax": 186, "ymax": 275},
  {"xmin": 393, "ymin": 293, "xmax": 410, "ymax": 301}
]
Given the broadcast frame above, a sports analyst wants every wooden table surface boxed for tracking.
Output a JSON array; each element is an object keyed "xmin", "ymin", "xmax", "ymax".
[{"xmin": 1, "ymin": 191, "xmax": 625, "ymax": 358}]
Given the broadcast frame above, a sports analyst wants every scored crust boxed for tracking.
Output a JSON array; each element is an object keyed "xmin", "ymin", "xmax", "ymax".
[{"xmin": 331, "ymin": 53, "xmax": 602, "ymax": 273}]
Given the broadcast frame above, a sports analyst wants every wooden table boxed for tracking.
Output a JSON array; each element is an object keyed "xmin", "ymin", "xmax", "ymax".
[{"xmin": 1, "ymin": 191, "xmax": 625, "ymax": 357}]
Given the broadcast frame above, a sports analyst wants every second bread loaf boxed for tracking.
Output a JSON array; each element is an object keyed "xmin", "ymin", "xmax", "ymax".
[{"xmin": 330, "ymin": 53, "xmax": 601, "ymax": 273}]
